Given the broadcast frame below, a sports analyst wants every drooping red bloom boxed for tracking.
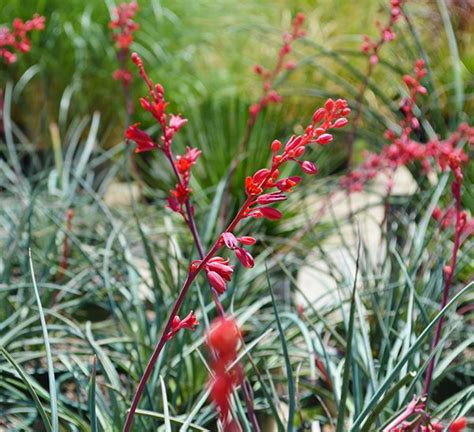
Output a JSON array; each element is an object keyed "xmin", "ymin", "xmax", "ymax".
[
  {"xmin": 165, "ymin": 311, "xmax": 199, "ymax": 341},
  {"xmin": 0, "ymin": 14, "xmax": 45, "ymax": 64}
]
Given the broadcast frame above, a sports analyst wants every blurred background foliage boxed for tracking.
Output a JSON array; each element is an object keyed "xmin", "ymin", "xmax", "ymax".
[
  {"xmin": 1, "ymin": 1, "xmax": 473, "ymax": 430},
  {"xmin": 1, "ymin": 0, "xmax": 473, "ymax": 144}
]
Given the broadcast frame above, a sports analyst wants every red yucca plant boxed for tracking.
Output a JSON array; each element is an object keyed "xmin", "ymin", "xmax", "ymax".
[
  {"xmin": 344, "ymin": 59, "xmax": 472, "ymax": 431},
  {"xmin": 122, "ymin": 44, "xmax": 350, "ymax": 429}
]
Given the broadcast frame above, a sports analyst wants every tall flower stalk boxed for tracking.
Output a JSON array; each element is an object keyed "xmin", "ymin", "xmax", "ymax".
[
  {"xmin": 123, "ymin": 61, "xmax": 350, "ymax": 429},
  {"xmin": 109, "ymin": 1, "xmax": 139, "ymax": 124},
  {"xmin": 221, "ymin": 13, "xmax": 306, "ymax": 222},
  {"xmin": 346, "ymin": 0, "xmax": 404, "ymax": 169}
]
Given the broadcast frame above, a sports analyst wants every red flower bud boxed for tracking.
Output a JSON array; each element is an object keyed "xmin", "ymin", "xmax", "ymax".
[
  {"xmin": 333, "ymin": 118, "xmax": 349, "ymax": 128},
  {"xmin": 315, "ymin": 133, "xmax": 333, "ymax": 145},
  {"xmin": 238, "ymin": 236, "xmax": 256, "ymax": 245},
  {"xmin": 301, "ymin": 161, "xmax": 318, "ymax": 175},
  {"xmin": 207, "ymin": 271, "xmax": 227, "ymax": 294},
  {"xmin": 257, "ymin": 192, "xmax": 287, "ymax": 205},
  {"xmin": 312, "ymin": 108, "xmax": 327, "ymax": 124},
  {"xmin": 235, "ymin": 247, "xmax": 254, "ymax": 268},
  {"xmin": 272, "ymin": 140, "xmax": 282, "ymax": 153}
]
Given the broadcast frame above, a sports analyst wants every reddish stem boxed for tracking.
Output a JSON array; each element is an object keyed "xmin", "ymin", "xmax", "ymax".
[
  {"xmin": 123, "ymin": 160, "xmax": 288, "ymax": 430},
  {"xmin": 383, "ymin": 396, "xmax": 424, "ymax": 432},
  {"xmin": 422, "ymin": 184, "xmax": 463, "ymax": 398}
]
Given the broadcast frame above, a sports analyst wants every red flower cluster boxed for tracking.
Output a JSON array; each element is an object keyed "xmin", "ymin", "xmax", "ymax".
[
  {"xmin": 207, "ymin": 318, "xmax": 241, "ymax": 427},
  {"xmin": 165, "ymin": 311, "xmax": 199, "ymax": 341},
  {"xmin": 189, "ymin": 99, "xmax": 350, "ymax": 297},
  {"xmin": 109, "ymin": 1, "xmax": 139, "ymax": 87},
  {"xmin": 361, "ymin": 0, "xmax": 404, "ymax": 65},
  {"xmin": 0, "ymin": 14, "xmax": 45, "ymax": 64},
  {"xmin": 249, "ymin": 13, "xmax": 306, "ymax": 119},
  {"xmin": 126, "ymin": 54, "xmax": 202, "ymax": 219},
  {"xmin": 342, "ymin": 60, "xmax": 473, "ymax": 194},
  {"xmin": 393, "ymin": 417, "xmax": 467, "ymax": 432},
  {"xmin": 244, "ymin": 98, "xmax": 350, "ymax": 220}
]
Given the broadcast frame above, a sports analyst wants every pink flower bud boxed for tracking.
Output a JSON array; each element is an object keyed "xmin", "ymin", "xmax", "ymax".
[
  {"xmin": 312, "ymin": 108, "xmax": 327, "ymax": 124},
  {"xmin": 235, "ymin": 247, "xmax": 254, "ymax": 269},
  {"xmin": 238, "ymin": 236, "xmax": 256, "ymax": 245},
  {"xmin": 333, "ymin": 118, "xmax": 349, "ymax": 128},
  {"xmin": 301, "ymin": 161, "xmax": 318, "ymax": 175},
  {"xmin": 370, "ymin": 54, "xmax": 379, "ymax": 65},
  {"xmin": 272, "ymin": 140, "xmax": 282, "ymax": 153},
  {"xmin": 315, "ymin": 134, "xmax": 333, "ymax": 145},
  {"xmin": 207, "ymin": 271, "xmax": 227, "ymax": 294},
  {"xmin": 325, "ymin": 99, "xmax": 335, "ymax": 111}
]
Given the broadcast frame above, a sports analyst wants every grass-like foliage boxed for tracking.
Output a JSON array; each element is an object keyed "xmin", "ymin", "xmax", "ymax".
[{"xmin": 0, "ymin": 1, "xmax": 472, "ymax": 431}]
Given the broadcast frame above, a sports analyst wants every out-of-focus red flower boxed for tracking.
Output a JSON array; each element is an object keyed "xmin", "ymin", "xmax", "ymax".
[
  {"xmin": 449, "ymin": 417, "xmax": 467, "ymax": 432},
  {"xmin": 0, "ymin": 14, "xmax": 45, "ymax": 64},
  {"xmin": 249, "ymin": 13, "xmax": 306, "ymax": 119},
  {"xmin": 109, "ymin": 2, "xmax": 138, "ymax": 86},
  {"xmin": 208, "ymin": 317, "xmax": 240, "ymax": 359}
]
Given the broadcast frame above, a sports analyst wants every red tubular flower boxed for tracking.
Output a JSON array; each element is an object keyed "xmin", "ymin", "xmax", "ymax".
[
  {"xmin": 300, "ymin": 160, "xmax": 318, "ymax": 175},
  {"xmin": 169, "ymin": 114, "xmax": 188, "ymax": 131},
  {"xmin": 165, "ymin": 311, "xmax": 199, "ymax": 341},
  {"xmin": 248, "ymin": 207, "xmax": 282, "ymax": 221},
  {"xmin": 207, "ymin": 258, "xmax": 234, "ymax": 281},
  {"xmin": 222, "ymin": 232, "xmax": 238, "ymax": 249},
  {"xmin": 275, "ymin": 176, "xmax": 302, "ymax": 192},
  {"xmin": 235, "ymin": 247, "xmax": 254, "ymax": 268},
  {"xmin": 125, "ymin": 123, "xmax": 157, "ymax": 153},
  {"xmin": 207, "ymin": 271, "xmax": 227, "ymax": 294}
]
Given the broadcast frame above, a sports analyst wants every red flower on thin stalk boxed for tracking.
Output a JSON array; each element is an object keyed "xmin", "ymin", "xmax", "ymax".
[
  {"xmin": 165, "ymin": 311, "xmax": 199, "ymax": 341},
  {"xmin": 348, "ymin": 0, "xmax": 406, "ymax": 167},
  {"xmin": 109, "ymin": 1, "xmax": 139, "ymax": 88},
  {"xmin": 123, "ymin": 99, "xmax": 350, "ymax": 431},
  {"xmin": 0, "ymin": 14, "xmax": 45, "ymax": 64},
  {"xmin": 342, "ymin": 60, "xmax": 473, "ymax": 196},
  {"xmin": 124, "ymin": 54, "xmax": 260, "ymax": 430},
  {"xmin": 125, "ymin": 53, "xmax": 202, "ymax": 221},
  {"xmin": 249, "ymin": 12, "xmax": 306, "ymax": 120},
  {"xmin": 361, "ymin": 0, "xmax": 404, "ymax": 66}
]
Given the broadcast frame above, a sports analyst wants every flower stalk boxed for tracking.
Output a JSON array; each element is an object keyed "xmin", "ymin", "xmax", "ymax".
[{"xmin": 124, "ymin": 75, "xmax": 350, "ymax": 429}]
